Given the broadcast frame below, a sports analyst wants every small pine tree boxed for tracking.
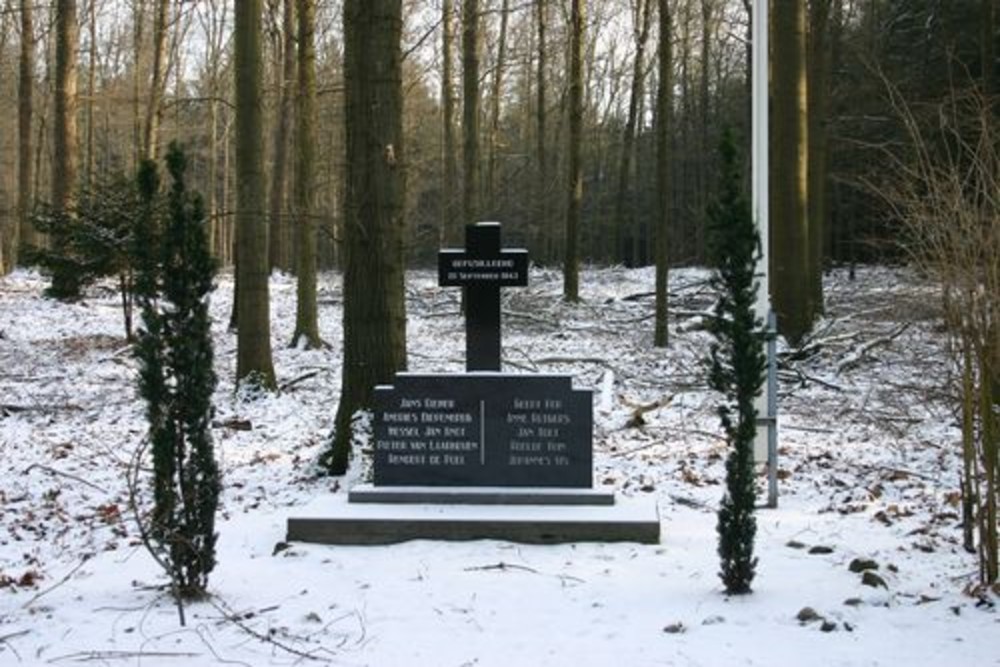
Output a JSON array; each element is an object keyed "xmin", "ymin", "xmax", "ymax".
[
  {"xmin": 29, "ymin": 175, "xmax": 144, "ymax": 337},
  {"xmin": 707, "ymin": 129, "xmax": 767, "ymax": 595},
  {"xmin": 135, "ymin": 143, "xmax": 220, "ymax": 600}
]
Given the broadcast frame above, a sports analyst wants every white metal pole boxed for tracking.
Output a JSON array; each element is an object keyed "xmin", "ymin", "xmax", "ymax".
[{"xmin": 752, "ymin": 0, "xmax": 775, "ymax": 482}]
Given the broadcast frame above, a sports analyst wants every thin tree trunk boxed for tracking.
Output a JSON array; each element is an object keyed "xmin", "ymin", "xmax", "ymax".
[
  {"xmin": 143, "ymin": 0, "xmax": 169, "ymax": 161},
  {"xmin": 291, "ymin": 0, "xmax": 320, "ymax": 349},
  {"xmin": 654, "ymin": 0, "xmax": 672, "ymax": 347},
  {"xmin": 85, "ymin": 0, "xmax": 96, "ymax": 186},
  {"xmin": 462, "ymin": 0, "xmax": 481, "ymax": 225},
  {"xmin": 614, "ymin": 0, "xmax": 653, "ymax": 266},
  {"xmin": 17, "ymin": 0, "xmax": 35, "ymax": 260},
  {"xmin": 564, "ymin": 0, "xmax": 584, "ymax": 302},
  {"xmin": 441, "ymin": 0, "xmax": 458, "ymax": 244},
  {"xmin": 486, "ymin": 0, "xmax": 510, "ymax": 215},
  {"xmin": 695, "ymin": 0, "xmax": 715, "ymax": 263},
  {"xmin": 327, "ymin": 0, "xmax": 407, "ymax": 474},
  {"xmin": 536, "ymin": 0, "xmax": 550, "ymax": 262},
  {"xmin": 235, "ymin": 0, "xmax": 277, "ymax": 389},
  {"xmin": 270, "ymin": 0, "xmax": 296, "ymax": 272}
]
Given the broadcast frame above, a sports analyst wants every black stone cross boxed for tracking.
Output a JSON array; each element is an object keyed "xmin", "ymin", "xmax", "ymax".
[{"xmin": 438, "ymin": 222, "xmax": 528, "ymax": 371}]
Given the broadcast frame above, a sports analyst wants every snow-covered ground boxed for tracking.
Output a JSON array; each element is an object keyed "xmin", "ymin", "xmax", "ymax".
[{"xmin": 0, "ymin": 265, "xmax": 995, "ymax": 666}]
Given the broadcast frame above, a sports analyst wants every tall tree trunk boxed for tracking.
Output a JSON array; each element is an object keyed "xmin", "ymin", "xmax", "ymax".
[
  {"xmin": 536, "ymin": 0, "xmax": 550, "ymax": 262},
  {"xmin": 462, "ymin": 0, "xmax": 481, "ymax": 225},
  {"xmin": 696, "ymin": 0, "xmax": 715, "ymax": 263},
  {"xmin": 654, "ymin": 0, "xmax": 672, "ymax": 348},
  {"xmin": 235, "ymin": 0, "xmax": 277, "ymax": 390},
  {"xmin": 441, "ymin": 0, "xmax": 458, "ymax": 244},
  {"xmin": 771, "ymin": 0, "xmax": 813, "ymax": 344},
  {"xmin": 17, "ymin": 0, "xmax": 35, "ymax": 261},
  {"xmin": 291, "ymin": 0, "xmax": 320, "ymax": 349},
  {"xmin": 486, "ymin": 0, "xmax": 510, "ymax": 215},
  {"xmin": 808, "ymin": 0, "xmax": 833, "ymax": 316},
  {"xmin": 269, "ymin": 0, "xmax": 296, "ymax": 272},
  {"xmin": 564, "ymin": 0, "xmax": 584, "ymax": 302},
  {"xmin": 326, "ymin": 0, "xmax": 407, "ymax": 474},
  {"xmin": 132, "ymin": 0, "xmax": 144, "ymax": 169},
  {"xmin": 143, "ymin": 0, "xmax": 169, "ymax": 161},
  {"xmin": 53, "ymin": 0, "xmax": 78, "ymax": 212},
  {"xmin": 614, "ymin": 0, "xmax": 653, "ymax": 266},
  {"xmin": 52, "ymin": 0, "xmax": 79, "ymax": 296},
  {"xmin": 85, "ymin": 0, "xmax": 96, "ymax": 186}
]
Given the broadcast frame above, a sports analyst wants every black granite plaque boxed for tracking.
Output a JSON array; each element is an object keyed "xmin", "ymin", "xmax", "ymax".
[{"xmin": 374, "ymin": 373, "xmax": 592, "ymax": 488}]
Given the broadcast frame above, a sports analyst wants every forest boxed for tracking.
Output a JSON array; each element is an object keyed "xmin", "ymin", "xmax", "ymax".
[
  {"xmin": 0, "ymin": 0, "xmax": 993, "ymax": 272},
  {"xmin": 0, "ymin": 3, "xmax": 998, "ymax": 662}
]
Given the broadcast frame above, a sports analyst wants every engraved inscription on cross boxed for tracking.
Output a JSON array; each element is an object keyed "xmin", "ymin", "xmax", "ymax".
[{"xmin": 438, "ymin": 222, "xmax": 528, "ymax": 371}]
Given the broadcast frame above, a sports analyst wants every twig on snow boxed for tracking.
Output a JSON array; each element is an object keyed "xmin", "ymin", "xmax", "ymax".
[
  {"xmin": 22, "ymin": 464, "xmax": 106, "ymax": 492},
  {"xmin": 20, "ymin": 556, "xmax": 92, "ymax": 610}
]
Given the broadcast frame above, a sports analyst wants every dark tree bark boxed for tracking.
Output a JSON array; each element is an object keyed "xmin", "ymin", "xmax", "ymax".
[
  {"xmin": 536, "ymin": 0, "xmax": 551, "ymax": 261},
  {"xmin": 486, "ymin": 0, "xmax": 510, "ymax": 214},
  {"xmin": 17, "ymin": 0, "xmax": 35, "ymax": 262},
  {"xmin": 614, "ymin": 0, "xmax": 653, "ymax": 266},
  {"xmin": 654, "ymin": 0, "xmax": 673, "ymax": 348},
  {"xmin": 462, "ymin": 0, "xmax": 481, "ymax": 225},
  {"xmin": 269, "ymin": 0, "xmax": 296, "ymax": 272},
  {"xmin": 235, "ymin": 0, "xmax": 277, "ymax": 389},
  {"xmin": 771, "ymin": 0, "xmax": 813, "ymax": 344},
  {"xmin": 442, "ymin": 0, "xmax": 459, "ymax": 244},
  {"xmin": 564, "ymin": 0, "xmax": 584, "ymax": 302},
  {"xmin": 325, "ymin": 0, "xmax": 407, "ymax": 474},
  {"xmin": 291, "ymin": 0, "xmax": 321, "ymax": 349},
  {"xmin": 51, "ymin": 0, "xmax": 80, "ymax": 296}
]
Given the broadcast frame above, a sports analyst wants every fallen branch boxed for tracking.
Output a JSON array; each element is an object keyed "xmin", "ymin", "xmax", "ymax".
[
  {"xmin": 464, "ymin": 561, "xmax": 539, "ymax": 575},
  {"xmin": 279, "ymin": 370, "xmax": 323, "ymax": 392},
  {"xmin": 23, "ymin": 464, "xmax": 106, "ymax": 492},
  {"xmin": 837, "ymin": 323, "xmax": 912, "ymax": 374},
  {"xmin": 48, "ymin": 650, "xmax": 202, "ymax": 663},
  {"xmin": 21, "ymin": 556, "xmax": 92, "ymax": 610},
  {"xmin": 210, "ymin": 599, "xmax": 332, "ymax": 663}
]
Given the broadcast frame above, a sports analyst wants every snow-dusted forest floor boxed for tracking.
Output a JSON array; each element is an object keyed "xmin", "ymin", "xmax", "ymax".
[{"xmin": 0, "ymin": 265, "xmax": 996, "ymax": 666}]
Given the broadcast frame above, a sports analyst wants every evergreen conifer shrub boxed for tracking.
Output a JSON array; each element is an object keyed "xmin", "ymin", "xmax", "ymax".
[
  {"xmin": 707, "ymin": 130, "xmax": 767, "ymax": 595},
  {"xmin": 134, "ymin": 143, "xmax": 220, "ymax": 600}
]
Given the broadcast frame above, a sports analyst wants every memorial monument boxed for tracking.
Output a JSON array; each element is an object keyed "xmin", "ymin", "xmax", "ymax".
[{"xmin": 287, "ymin": 223, "xmax": 659, "ymax": 544}]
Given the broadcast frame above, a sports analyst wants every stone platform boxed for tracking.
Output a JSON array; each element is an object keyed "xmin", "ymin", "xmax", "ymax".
[
  {"xmin": 348, "ymin": 484, "xmax": 615, "ymax": 506},
  {"xmin": 286, "ymin": 490, "xmax": 660, "ymax": 545}
]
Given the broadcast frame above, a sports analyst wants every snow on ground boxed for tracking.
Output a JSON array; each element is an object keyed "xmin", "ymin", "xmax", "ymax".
[{"xmin": 0, "ymin": 265, "xmax": 996, "ymax": 666}]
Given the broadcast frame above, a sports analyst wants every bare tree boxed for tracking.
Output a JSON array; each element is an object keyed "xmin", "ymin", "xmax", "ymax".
[
  {"xmin": 654, "ymin": 0, "xmax": 673, "ymax": 347},
  {"xmin": 143, "ymin": 0, "xmax": 169, "ymax": 160},
  {"xmin": 269, "ymin": 0, "xmax": 296, "ymax": 272},
  {"xmin": 564, "ymin": 0, "xmax": 584, "ymax": 302},
  {"xmin": 536, "ymin": 0, "xmax": 551, "ymax": 260},
  {"xmin": 613, "ymin": 0, "xmax": 653, "ymax": 266},
  {"xmin": 291, "ymin": 0, "xmax": 321, "ymax": 349},
  {"xmin": 771, "ymin": 0, "xmax": 813, "ymax": 343},
  {"xmin": 486, "ymin": 0, "xmax": 510, "ymax": 214},
  {"xmin": 441, "ymin": 0, "xmax": 459, "ymax": 244},
  {"xmin": 17, "ymin": 0, "xmax": 35, "ymax": 262},
  {"xmin": 325, "ymin": 0, "xmax": 408, "ymax": 474},
  {"xmin": 51, "ymin": 0, "xmax": 80, "ymax": 296},
  {"xmin": 235, "ymin": 0, "xmax": 277, "ymax": 390},
  {"xmin": 462, "ymin": 0, "xmax": 481, "ymax": 225}
]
